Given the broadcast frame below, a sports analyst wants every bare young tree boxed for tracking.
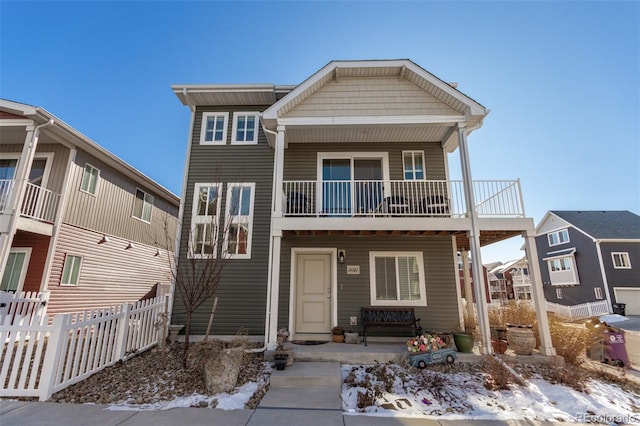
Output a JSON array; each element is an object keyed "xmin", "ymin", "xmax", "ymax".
[{"xmin": 155, "ymin": 183, "xmax": 249, "ymax": 366}]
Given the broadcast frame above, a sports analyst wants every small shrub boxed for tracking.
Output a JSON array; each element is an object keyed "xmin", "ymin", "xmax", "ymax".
[
  {"xmin": 482, "ymin": 355, "xmax": 513, "ymax": 390},
  {"xmin": 548, "ymin": 315, "xmax": 591, "ymax": 366}
]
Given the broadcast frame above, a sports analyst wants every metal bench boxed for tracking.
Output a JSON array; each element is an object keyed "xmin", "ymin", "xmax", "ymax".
[{"xmin": 361, "ymin": 307, "xmax": 421, "ymax": 346}]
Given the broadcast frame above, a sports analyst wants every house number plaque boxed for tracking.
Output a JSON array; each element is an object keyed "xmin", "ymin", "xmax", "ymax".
[{"xmin": 346, "ymin": 265, "xmax": 360, "ymax": 275}]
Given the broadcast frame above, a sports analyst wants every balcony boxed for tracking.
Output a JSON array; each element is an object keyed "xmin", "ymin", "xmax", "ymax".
[
  {"xmin": 283, "ymin": 179, "xmax": 524, "ymax": 219},
  {"xmin": 0, "ymin": 180, "xmax": 61, "ymax": 224}
]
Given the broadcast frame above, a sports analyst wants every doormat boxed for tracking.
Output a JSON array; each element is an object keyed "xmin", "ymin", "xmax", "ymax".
[{"xmin": 291, "ymin": 340, "xmax": 329, "ymax": 345}]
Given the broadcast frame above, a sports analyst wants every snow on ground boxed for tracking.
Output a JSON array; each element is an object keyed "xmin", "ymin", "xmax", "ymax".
[
  {"xmin": 341, "ymin": 364, "xmax": 640, "ymax": 424},
  {"xmin": 600, "ymin": 314, "xmax": 629, "ymax": 324}
]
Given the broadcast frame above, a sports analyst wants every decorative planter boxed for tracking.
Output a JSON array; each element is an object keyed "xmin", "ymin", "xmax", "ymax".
[
  {"xmin": 332, "ymin": 334, "xmax": 345, "ymax": 343},
  {"xmin": 492, "ymin": 339, "xmax": 508, "ymax": 354},
  {"xmin": 344, "ymin": 332, "xmax": 359, "ymax": 344},
  {"xmin": 490, "ymin": 326, "xmax": 508, "ymax": 341},
  {"xmin": 273, "ymin": 355, "xmax": 288, "ymax": 370},
  {"xmin": 452, "ymin": 333, "xmax": 474, "ymax": 353},
  {"xmin": 506, "ymin": 324, "xmax": 536, "ymax": 355},
  {"xmin": 167, "ymin": 324, "xmax": 184, "ymax": 344}
]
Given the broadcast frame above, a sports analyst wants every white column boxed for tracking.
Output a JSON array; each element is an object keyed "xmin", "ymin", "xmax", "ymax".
[
  {"xmin": 267, "ymin": 232, "xmax": 282, "ymax": 350},
  {"xmin": 273, "ymin": 125, "xmax": 285, "ymax": 218},
  {"xmin": 458, "ymin": 124, "xmax": 491, "ymax": 354},
  {"xmin": 523, "ymin": 230, "xmax": 556, "ymax": 355}
]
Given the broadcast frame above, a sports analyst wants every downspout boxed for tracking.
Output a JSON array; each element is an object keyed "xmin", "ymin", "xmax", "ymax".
[
  {"xmin": 245, "ymin": 115, "xmax": 279, "ymax": 353},
  {"xmin": 0, "ymin": 118, "xmax": 54, "ymax": 279},
  {"xmin": 594, "ymin": 240, "xmax": 613, "ymax": 312}
]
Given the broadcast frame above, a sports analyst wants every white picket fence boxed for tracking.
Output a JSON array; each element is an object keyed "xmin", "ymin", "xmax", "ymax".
[
  {"xmin": 546, "ymin": 300, "xmax": 610, "ymax": 320},
  {"xmin": 0, "ymin": 294, "xmax": 169, "ymax": 401},
  {"xmin": 0, "ymin": 291, "xmax": 49, "ymax": 326}
]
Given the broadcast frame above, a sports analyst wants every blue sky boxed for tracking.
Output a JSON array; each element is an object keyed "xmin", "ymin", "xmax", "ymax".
[{"xmin": 1, "ymin": 1, "xmax": 638, "ymax": 264}]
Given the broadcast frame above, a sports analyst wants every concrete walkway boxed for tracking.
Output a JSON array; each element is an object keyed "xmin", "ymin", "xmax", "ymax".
[{"xmin": 0, "ymin": 400, "xmax": 587, "ymax": 426}]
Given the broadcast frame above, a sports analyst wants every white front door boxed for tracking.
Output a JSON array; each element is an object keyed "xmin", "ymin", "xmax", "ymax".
[{"xmin": 295, "ymin": 253, "xmax": 332, "ymax": 334}]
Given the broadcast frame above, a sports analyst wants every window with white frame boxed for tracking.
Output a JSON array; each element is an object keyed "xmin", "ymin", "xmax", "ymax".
[
  {"xmin": 231, "ymin": 113, "xmax": 259, "ymax": 144},
  {"xmin": 61, "ymin": 255, "xmax": 82, "ymax": 286},
  {"xmin": 402, "ymin": 151, "xmax": 425, "ymax": 180},
  {"xmin": 80, "ymin": 163, "xmax": 100, "ymax": 195},
  {"xmin": 556, "ymin": 288, "xmax": 563, "ymax": 299},
  {"xmin": 594, "ymin": 287, "xmax": 603, "ymax": 300},
  {"xmin": 200, "ymin": 112, "xmax": 229, "ymax": 145},
  {"xmin": 132, "ymin": 189, "xmax": 154, "ymax": 223},
  {"xmin": 547, "ymin": 229, "xmax": 570, "ymax": 246},
  {"xmin": 369, "ymin": 252, "xmax": 426, "ymax": 306},
  {"xmin": 612, "ymin": 252, "xmax": 631, "ymax": 269},
  {"xmin": 546, "ymin": 255, "xmax": 580, "ymax": 285},
  {"xmin": 224, "ymin": 183, "xmax": 255, "ymax": 258},
  {"xmin": 191, "ymin": 183, "xmax": 222, "ymax": 258}
]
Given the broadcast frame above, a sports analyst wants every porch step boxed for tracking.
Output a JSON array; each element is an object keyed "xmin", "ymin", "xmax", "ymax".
[
  {"xmin": 260, "ymin": 362, "xmax": 343, "ymax": 410},
  {"xmin": 269, "ymin": 361, "xmax": 342, "ymax": 388}
]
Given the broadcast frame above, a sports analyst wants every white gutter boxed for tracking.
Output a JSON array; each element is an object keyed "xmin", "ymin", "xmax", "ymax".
[{"xmin": 595, "ymin": 241, "xmax": 613, "ymax": 313}]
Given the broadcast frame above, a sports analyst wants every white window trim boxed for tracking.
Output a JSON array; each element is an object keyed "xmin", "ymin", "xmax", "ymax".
[
  {"xmin": 611, "ymin": 252, "xmax": 631, "ymax": 269},
  {"xmin": 80, "ymin": 163, "xmax": 100, "ymax": 196},
  {"xmin": 132, "ymin": 188, "xmax": 154, "ymax": 223},
  {"xmin": 546, "ymin": 255, "xmax": 580, "ymax": 286},
  {"xmin": 200, "ymin": 112, "xmax": 229, "ymax": 145},
  {"xmin": 402, "ymin": 150, "xmax": 426, "ymax": 181},
  {"xmin": 223, "ymin": 182, "xmax": 255, "ymax": 259},
  {"xmin": 556, "ymin": 288, "xmax": 563, "ymax": 299},
  {"xmin": 547, "ymin": 229, "xmax": 570, "ymax": 247},
  {"xmin": 369, "ymin": 251, "xmax": 426, "ymax": 307},
  {"xmin": 231, "ymin": 112, "xmax": 259, "ymax": 145},
  {"xmin": 60, "ymin": 254, "xmax": 83, "ymax": 287},
  {"xmin": 190, "ymin": 183, "xmax": 222, "ymax": 259},
  {"xmin": 0, "ymin": 152, "xmax": 55, "ymax": 188},
  {"xmin": 594, "ymin": 287, "xmax": 603, "ymax": 300},
  {"xmin": 0, "ymin": 248, "xmax": 32, "ymax": 293}
]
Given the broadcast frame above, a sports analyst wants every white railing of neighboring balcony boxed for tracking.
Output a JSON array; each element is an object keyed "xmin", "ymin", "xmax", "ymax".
[
  {"xmin": 283, "ymin": 179, "xmax": 525, "ymax": 218},
  {"xmin": 20, "ymin": 183, "xmax": 60, "ymax": 223}
]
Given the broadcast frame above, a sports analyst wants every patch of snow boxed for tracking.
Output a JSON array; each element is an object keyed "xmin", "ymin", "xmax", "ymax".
[{"xmin": 600, "ymin": 314, "xmax": 629, "ymax": 324}]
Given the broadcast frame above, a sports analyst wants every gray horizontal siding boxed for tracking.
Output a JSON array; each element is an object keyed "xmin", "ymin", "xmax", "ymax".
[
  {"xmin": 46, "ymin": 223, "xmax": 173, "ymax": 316},
  {"xmin": 173, "ymin": 106, "xmax": 273, "ymax": 336},
  {"xmin": 279, "ymin": 236, "xmax": 459, "ymax": 334},
  {"xmin": 283, "ymin": 142, "xmax": 446, "ymax": 181}
]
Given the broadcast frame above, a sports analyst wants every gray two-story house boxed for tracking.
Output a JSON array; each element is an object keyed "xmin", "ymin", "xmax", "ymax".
[
  {"xmin": 536, "ymin": 210, "xmax": 640, "ymax": 316},
  {"xmin": 172, "ymin": 59, "xmax": 555, "ymax": 355},
  {"xmin": 0, "ymin": 99, "xmax": 180, "ymax": 315}
]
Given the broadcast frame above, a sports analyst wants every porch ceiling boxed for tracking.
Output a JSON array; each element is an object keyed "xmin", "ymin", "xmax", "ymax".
[
  {"xmin": 283, "ymin": 124, "xmax": 454, "ymax": 144},
  {"xmin": 281, "ymin": 229, "xmax": 522, "ymax": 250}
]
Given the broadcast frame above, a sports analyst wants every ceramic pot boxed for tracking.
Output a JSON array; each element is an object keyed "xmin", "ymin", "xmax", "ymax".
[
  {"xmin": 452, "ymin": 333, "xmax": 474, "ymax": 353},
  {"xmin": 506, "ymin": 324, "xmax": 536, "ymax": 355}
]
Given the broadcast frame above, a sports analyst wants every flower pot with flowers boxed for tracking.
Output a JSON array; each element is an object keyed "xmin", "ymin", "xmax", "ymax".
[{"xmin": 407, "ymin": 334, "xmax": 457, "ymax": 368}]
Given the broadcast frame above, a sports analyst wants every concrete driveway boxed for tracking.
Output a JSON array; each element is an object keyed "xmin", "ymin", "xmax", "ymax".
[{"xmin": 616, "ymin": 316, "xmax": 640, "ymax": 367}]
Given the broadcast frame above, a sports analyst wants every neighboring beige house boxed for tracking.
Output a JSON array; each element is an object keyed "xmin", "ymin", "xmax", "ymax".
[
  {"xmin": 172, "ymin": 59, "xmax": 555, "ymax": 355},
  {"xmin": 0, "ymin": 99, "xmax": 179, "ymax": 315}
]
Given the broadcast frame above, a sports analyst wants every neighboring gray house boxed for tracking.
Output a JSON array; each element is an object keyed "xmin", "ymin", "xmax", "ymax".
[
  {"xmin": 535, "ymin": 210, "xmax": 640, "ymax": 315},
  {"xmin": 0, "ymin": 99, "xmax": 180, "ymax": 315},
  {"xmin": 172, "ymin": 59, "xmax": 555, "ymax": 355}
]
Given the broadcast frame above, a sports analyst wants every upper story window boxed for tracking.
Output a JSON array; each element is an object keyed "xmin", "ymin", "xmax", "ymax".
[
  {"xmin": 231, "ymin": 113, "xmax": 259, "ymax": 144},
  {"xmin": 80, "ymin": 163, "xmax": 100, "ymax": 195},
  {"xmin": 133, "ymin": 189, "xmax": 154, "ymax": 223},
  {"xmin": 61, "ymin": 254, "xmax": 83, "ymax": 286},
  {"xmin": 402, "ymin": 151, "xmax": 425, "ymax": 180},
  {"xmin": 369, "ymin": 251, "xmax": 426, "ymax": 307},
  {"xmin": 200, "ymin": 113, "xmax": 229, "ymax": 145},
  {"xmin": 547, "ymin": 229, "xmax": 569, "ymax": 247},
  {"xmin": 612, "ymin": 252, "xmax": 631, "ymax": 269},
  {"xmin": 224, "ymin": 183, "xmax": 255, "ymax": 258},
  {"xmin": 190, "ymin": 183, "xmax": 221, "ymax": 258},
  {"xmin": 546, "ymin": 255, "xmax": 579, "ymax": 286},
  {"xmin": 594, "ymin": 287, "xmax": 603, "ymax": 300}
]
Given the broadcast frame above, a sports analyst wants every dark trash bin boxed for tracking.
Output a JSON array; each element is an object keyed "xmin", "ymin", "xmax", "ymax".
[{"xmin": 612, "ymin": 303, "xmax": 626, "ymax": 316}]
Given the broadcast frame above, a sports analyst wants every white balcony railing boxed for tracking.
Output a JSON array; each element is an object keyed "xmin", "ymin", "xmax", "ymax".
[
  {"xmin": 0, "ymin": 179, "xmax": 60, "ymax": 223},
  {"xmin": 283, "ymin": 179, "xmax": 525, "ymax": 218}
]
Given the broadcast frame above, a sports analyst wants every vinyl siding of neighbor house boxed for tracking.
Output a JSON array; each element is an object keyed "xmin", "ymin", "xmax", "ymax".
[
  {"xmin": 600, "ymin": 242, "xmax": 640, "ymax": 297},
  {"xmin": 283, "ymin": 77, "xmax": 462, "ymax": 118},
  {"xmin": 171, "ymin": 106, "xmax": 273, "ymax": 336},
  {"xmin": 63, "ymin": 149, "xmax": 178, "ymax": 247},
  {"xmin": 538, "ymin": 227, "xmax": 605, "ymax": 305},
  {"xmin": 283, "ymin": 142, "xmax": 447, "ymax": 181},
  {"xmin": 278, "ymin": 236, "xmax": 460, "ymax": 334},
  {"xmin": 45, "ymin": 223, "xmax": 173, "ymax": 315}
]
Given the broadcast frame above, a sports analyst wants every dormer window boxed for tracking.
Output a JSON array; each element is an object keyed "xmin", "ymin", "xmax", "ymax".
[{"xmin": 547, "ymin": 229, "xmax": 569, "ymax": 246}]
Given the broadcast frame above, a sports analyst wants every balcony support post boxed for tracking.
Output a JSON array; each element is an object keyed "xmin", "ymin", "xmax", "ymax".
[
  {"xmin": 523, "ymin": 230, "xmax": 556, "ymax": 356},
  {"xmin": 273, "ymin": 125, "xmax": 286, "ymax": 219},
  {"xmin": 457, "ymin": 123, "xmax": 492, "ymax": 355},
  {"xmin": 0, "ymin": 119, "xmax": 53, "ymax": 281}
]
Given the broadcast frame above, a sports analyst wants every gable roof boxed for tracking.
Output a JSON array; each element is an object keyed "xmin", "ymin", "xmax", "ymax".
[{"xmin": 550, "ymin": 210, "xmax": 640, "ymax": 240}]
